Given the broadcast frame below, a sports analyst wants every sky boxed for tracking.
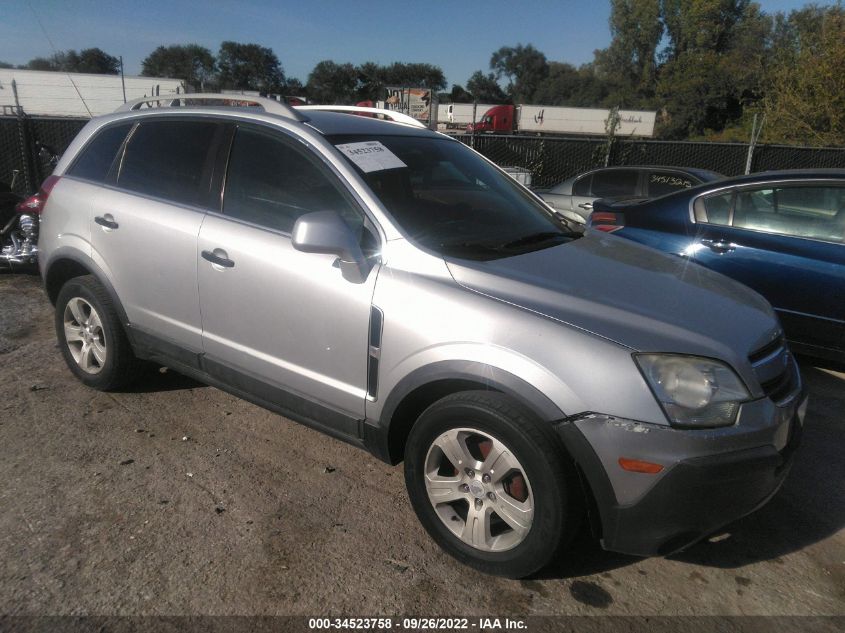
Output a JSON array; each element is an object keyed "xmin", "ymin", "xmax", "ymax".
[{"xmin": 0, "ymin": 0, "xmax": 825, "ymax": 88}]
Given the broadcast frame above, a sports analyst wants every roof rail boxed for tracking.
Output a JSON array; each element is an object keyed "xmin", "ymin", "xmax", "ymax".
[
  {"xmin": 116, "ymin": 93, "xmax": 309, "ymax": 122},
  {"xmin": 295, "ymin": 105, "xmax": 426, "ymax": 129}
]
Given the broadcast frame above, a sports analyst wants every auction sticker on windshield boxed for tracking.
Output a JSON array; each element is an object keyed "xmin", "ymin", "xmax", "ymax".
[{"xmin": 335, "ymin": 141, "xmax": 406, "ymax": 173}]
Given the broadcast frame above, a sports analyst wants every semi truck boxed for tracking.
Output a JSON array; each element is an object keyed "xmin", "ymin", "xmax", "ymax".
[{"xmin": 466, "ymin": 104, "xmax": 657, "ymax": 137}]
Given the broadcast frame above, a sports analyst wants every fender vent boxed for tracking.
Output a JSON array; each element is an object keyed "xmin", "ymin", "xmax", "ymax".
[{"xmin": 367, "ymin": 306, "xmax": 383, "ymax": 399}]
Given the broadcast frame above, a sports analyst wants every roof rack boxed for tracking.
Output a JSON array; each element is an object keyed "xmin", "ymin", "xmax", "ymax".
[
  {"xmin": 295, "ymin": 105, "xmax": 426, "ymax": 128},
  {"xmin": 116, "ymin": 93, "xmax": 309, "ymax": 122}
]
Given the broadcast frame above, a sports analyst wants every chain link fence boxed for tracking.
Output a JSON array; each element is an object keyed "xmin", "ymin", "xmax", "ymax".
[
  {"xmin": 4, "ymin": 115, "xmax": 845, "ymax": 195},
  {"xmin": 459, "ymin": 134, "xmax": 845, "ymax": 188},
  {"xmin": 0, "ymin": 115, "xmax": 87, "ymax": 195}
]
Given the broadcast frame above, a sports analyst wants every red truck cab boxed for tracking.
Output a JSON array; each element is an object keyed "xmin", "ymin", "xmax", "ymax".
[{"xmin": 466, "ymin": 104, "xmax": 515, "ymax": 133}]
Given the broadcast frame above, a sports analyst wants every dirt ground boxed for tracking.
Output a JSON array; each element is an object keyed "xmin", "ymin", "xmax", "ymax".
[{"xmin": 0, "ymin": 273, "xmax": 843, "ymax": 619}]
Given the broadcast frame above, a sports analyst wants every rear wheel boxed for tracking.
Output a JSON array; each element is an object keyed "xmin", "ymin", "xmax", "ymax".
[
  {"xmin": 404, "ymin": 391, "xmax": 582, "ymax": 578},
  {"xmin": 55, "ymin": 275, "xmax": 141, "ymax": 390}
]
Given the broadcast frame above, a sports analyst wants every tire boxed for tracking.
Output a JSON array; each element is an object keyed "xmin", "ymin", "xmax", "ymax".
[
  {"xmin": 404, "ymin": 390, "xmax": 583, "ymax": 578},
  {"xmin": 55, "ymin": 275, "xmax": 141, "ymax": 391}
]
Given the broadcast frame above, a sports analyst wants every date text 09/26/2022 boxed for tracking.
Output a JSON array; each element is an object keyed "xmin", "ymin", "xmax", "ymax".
[{"xmin": 308, "ymin": 617, "xmax": 527, "ymax": 630}]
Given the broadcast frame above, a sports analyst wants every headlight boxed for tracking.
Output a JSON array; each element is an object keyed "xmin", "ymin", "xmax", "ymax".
[{"xmin": 635, "ymin": 354, "xmax": 750, "ymax": 428}]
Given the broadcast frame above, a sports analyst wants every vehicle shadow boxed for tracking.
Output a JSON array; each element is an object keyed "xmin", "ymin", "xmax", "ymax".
[
  {"xmin": 120, "ymin": 366, "xmax": 206, "ymax": 394},
  {"xmin": 534, "ymin": 525, "xmax": 642, "ymax": 579},
  {"xmin": 669, "ymin": 362, "xmax": 844, "ymax": 568}
]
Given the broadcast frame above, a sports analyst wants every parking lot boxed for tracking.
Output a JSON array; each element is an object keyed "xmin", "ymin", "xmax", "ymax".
[{"xmin": 0, "ymin": 272, "xmax": 843, "ymax": 618}]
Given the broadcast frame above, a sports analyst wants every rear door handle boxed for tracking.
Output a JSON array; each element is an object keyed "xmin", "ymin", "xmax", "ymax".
[
  {"xmin": 94, "ymin": 215, "xmax": 118, "ymax": 230},
  {"xmin": 201, "ymin": 249, "xmax": 235, "ymax": 268},
  {"xmin": 578, "ymin": 202, "xmax": 593, "ymax": 210},
  {"xmin": 701, "ymin": 238, "xmax": 735, "ymax": 253}
]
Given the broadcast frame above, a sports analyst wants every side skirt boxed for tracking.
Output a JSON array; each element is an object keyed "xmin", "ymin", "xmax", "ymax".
[{"xmin": 128, "ymin": 326, "xmax": 369, "ymax": 453}]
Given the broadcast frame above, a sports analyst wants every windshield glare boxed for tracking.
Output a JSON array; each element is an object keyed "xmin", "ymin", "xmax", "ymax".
[{"xmin": 329, "ymin": 135, "xmax": 577, "ymax": 260}]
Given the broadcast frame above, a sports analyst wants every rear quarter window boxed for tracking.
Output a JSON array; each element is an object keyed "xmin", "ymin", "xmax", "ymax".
[
  {"xmin": 647, "ymin": 171, "xmax": 695, "ymax": 197},
  {"xmin": 572, "ymin": 174, "xmax": 591, "ymax": 196},
  {"xmin": 591, "ymin": 170, "xmax": 639, "ymax": 197},
  {"xmin": 66, "ymin": 123, "xmax": 133, "ymax": 183}
]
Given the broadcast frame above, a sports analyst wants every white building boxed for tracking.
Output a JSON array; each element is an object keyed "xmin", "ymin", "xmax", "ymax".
[{"xmin": 0, "ymin": 69, "xmax": 186, "ymax": 118}]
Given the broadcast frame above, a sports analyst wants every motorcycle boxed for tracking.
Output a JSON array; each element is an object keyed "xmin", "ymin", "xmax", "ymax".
[{"xmin": 1, "ymin": 143, "xmax": 59, "ymax": 272}]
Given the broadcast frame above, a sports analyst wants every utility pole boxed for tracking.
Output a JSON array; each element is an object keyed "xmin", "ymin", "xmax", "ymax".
[
  {"xmin": 471, "ymin": 100, "xmax": 477, "ymax": 149},
  {"xmin": 745, "ymin": 113, "xmax": 765, "ymax": 175},
  {"xmin": 119, "ymin": 56, "xmax": 127, "ymax": 103}
]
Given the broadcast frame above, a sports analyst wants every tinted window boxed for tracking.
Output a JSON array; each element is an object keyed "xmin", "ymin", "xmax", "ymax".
[
  {"xmin": 591, "ymin": 170, "xmax": 639, "ymax": 197},
  {"xmin": 118, "ymin": 120, "xmax": 219, "ymax": 206},
  {"xmin": 67, "ymin": 123, "xmax": 132, "ymax": 183},
  {"xmin": 572, "ymin": 174, "xmax": 591, "ymax": 196},
  {"xmin": 734, "ymin": 186, "xmax": 844, "ymax": 243},
  {"xmin": 702, "ymin": 192, "xmax": 733, "ymax": 225},
  {"xmin": 647, "ymin": 171, "xmax": 695, "ymax": 197},
  {"xmin": 223, "ymin": 127, "xmax": 362, "ymax": 234}
]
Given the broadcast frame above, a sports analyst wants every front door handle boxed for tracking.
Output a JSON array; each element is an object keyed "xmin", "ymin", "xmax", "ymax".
[
  {"xmin": 94, "ymin": 215, "xmax": 118, "ymax": 230},
  {"xmin": 578, "ymin": 202, "xmax": 593, "ymax": 210},
  {"xmin": 201, "ymin": 249, "xmax": 235, "ymax": 268},
  {"xmin": 701, "ymin": 238, "xmax": 735, "ymax": 253}
]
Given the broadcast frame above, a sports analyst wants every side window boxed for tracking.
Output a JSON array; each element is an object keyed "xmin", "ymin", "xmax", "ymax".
[
  {"xmin": 67, "ymin": 123, "xmax": 133, "ymax": 183},
  {"xmin": 698, "ymin": 192, "xmax": 733, "ymax": 225},
  {"xmin": 732, "ymin": 188, "xmax": 774, "ymax": 228},
  {"xmin": 591, "ymin": 170, "xmax": 639, "ymax": 197},
  {"xmin": 223, "ymin": 127, "xmax": 364, "ymax": 235},
  {"xmin": 647, "ymin": 171, "xmax": 694, "ymax": 197},
  {"xmin": 117, "ymin": 120, "xmax": 220, "ymax": 207},
  {"xmin": 736, "ymin": 186, "xmax": 844, "ymax": 243},
  {"xmin": 572, "ymin": 174, "xmax": 591, "ymax": 196}
]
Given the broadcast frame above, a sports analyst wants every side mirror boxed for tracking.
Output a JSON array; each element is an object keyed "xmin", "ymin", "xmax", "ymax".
[{"xmin": 291, "ymin": 210, "xmax": 369, "ymax": 283}]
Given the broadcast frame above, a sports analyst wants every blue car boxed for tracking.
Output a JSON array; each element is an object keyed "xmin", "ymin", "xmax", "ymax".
[{"xmin": 588, "ymin": 170, "xmax": 845, "ymax": 362}]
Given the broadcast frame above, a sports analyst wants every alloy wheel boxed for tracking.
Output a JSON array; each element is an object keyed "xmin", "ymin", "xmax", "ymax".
[
  {"xmin": 63, "ymin": 297, "xmax": 107, "ymax": 374},
  {"xmin": 423, "ymin": 427, "xmax": 534, "ymax": 552}
]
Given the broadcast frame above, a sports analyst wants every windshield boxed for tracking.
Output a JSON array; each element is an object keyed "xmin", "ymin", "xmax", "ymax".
[{"xmin": 329, "ymin": 134, "xmax": 579, "ymax": 260}]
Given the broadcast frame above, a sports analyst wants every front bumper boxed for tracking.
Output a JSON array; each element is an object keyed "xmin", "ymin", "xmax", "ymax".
[{"xmin": 557, "ymin": 390, "xmax": 807, "ymax": 557}]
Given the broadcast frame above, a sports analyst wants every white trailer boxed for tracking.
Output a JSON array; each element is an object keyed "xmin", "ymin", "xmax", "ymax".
[
  {"xmin": 516, "ymin": 105, "xmax": 656, "ymax": 137},
  {"xmin": 0, "ymin": 69, "xmax": 186, "ymax": 118},
  {"xmin": 441, "ymin": 103, "xmax": 497, "ymax": 125}
]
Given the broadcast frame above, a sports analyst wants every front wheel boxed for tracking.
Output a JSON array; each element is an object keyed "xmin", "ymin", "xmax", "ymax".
[{"xmin": 404, "ymin": 391, "xmax": 582, "ymax": 578}]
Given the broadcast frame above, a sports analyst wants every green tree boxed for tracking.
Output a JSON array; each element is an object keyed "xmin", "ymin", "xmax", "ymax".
[
  {"xmin": 24, "ymin": 57, "xmax": 54, "ymax": 71},
  {"xmin": 217, "ymin": 41, "xmax": 284, "ymax": 92},
  {"xmin": 0, "ymin": 61, "xmax": 14, "ymax": 69},
  {"xmin": 24, "ymin": 48, "xmax": 120, "ymax": 74},
  {"xmin": 656, "ymin": 1, "xmax": 770, "ymax": 137},
  {"xmin": 465, "ymin": 71, "xmax": 508, "ymax": 103},
  {"xmin": 141, "ymin": 44, "xmax": 215, "ymax": 90},
  {"xmin": 489, "ymin": 44, "xmax": 549, "ymax": 102},
  {"xmin": 764, "ymin": 5, "xmax": 845, "ymax": 145},
  {"xmin": 594, "ymin": 0, "xmax": 663, "ymax": 106},
  {"xmin": 356, "ymin": 61, "xmax": 386, "ymax": 101},
  {"xmin": 445, "ymin": 84, "xmax": 474, "ymax": 103},
  {"xmin": 306, "ymin": 60, "xmax": 359, "ymax": 104},
  {"xmin": 380, "ymin": 62, "xmax": 445, "ymax": 90},
  {"xmin": 532, "ymin": 62, "xmax": 610, "ymax": 107}
]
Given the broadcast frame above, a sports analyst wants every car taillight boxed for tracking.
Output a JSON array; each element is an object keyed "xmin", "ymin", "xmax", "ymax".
[
  {"xmin": 15, "ymin": 175, "xmax": 60, "ymax": 215},
  {"xmin": 589, "ymin": 211, "xmax": 625, "ymax": 233}
]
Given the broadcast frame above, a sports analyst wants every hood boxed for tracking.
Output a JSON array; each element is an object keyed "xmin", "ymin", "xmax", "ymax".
[{"xmin": 446, "ymin": 232, "xmax": 780, "ymax": 362}]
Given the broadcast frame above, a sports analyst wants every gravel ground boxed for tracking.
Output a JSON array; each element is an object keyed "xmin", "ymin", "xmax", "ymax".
[{"xmin": 0, "ymin": 273, "xmax": 843, "ymax": 619}]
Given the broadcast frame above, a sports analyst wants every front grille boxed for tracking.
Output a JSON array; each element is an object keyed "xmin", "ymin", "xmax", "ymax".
[
  {"xmin": 749, "ymin": 334, "xmax": 786, "ymax": 365},
  {"xmin": 748, "ymin": 334, "xmax": 799, "ymax": 406}
]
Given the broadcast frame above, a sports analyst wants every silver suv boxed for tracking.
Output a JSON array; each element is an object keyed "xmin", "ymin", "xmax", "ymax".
[{"xmin": 39, "ymin": 95, "xmax": 806, "ymax": 578}]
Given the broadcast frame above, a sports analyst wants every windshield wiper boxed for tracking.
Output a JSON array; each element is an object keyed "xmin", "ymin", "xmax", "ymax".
[{"xmin": 499, "ymin": 231, "xmax": 573, "ymax": 249}]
